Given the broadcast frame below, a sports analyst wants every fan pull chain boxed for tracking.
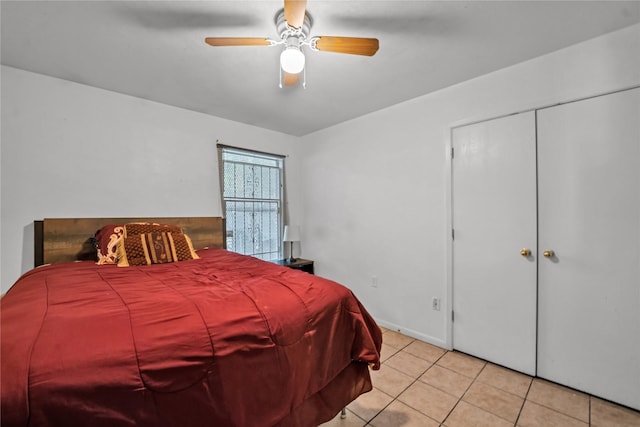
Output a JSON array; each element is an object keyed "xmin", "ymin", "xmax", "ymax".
[
  {"xmin": 279, "ymin": 66, "xmax": 283, "ymax": 89},
  {"xmin": 303, "ymin": 67, "xmax": 306, "ymax": 89}
]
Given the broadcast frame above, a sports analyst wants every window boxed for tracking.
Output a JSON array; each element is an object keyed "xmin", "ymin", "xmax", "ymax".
[{"xmin": 219, "ymin": 146, "xmax": 284, "ymax": 261}]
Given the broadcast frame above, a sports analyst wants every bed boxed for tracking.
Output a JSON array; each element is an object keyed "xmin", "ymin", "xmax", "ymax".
[{"xmin": 1, "ymin": 217, "xmax": 382, "ymax": 427}]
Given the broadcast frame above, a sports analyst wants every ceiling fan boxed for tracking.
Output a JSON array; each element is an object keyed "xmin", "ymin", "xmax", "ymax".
[{"xmin": 204, "ymin": 0, "xmax": 379, "ymax": 88}]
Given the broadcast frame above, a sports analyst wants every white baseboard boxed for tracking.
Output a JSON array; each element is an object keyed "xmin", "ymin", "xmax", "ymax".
[{"xmin": 374, "ymin": 318, "xmax": 450, "ymax": 350}]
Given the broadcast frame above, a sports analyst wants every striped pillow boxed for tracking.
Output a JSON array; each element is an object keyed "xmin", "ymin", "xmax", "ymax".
[
  {"xmin": 117, "ymin": 231, "xmax": 199, "ymax": 267},
  {"xmin": 123, "ymin": 222, "xmax": 182, "ymax": 237}
]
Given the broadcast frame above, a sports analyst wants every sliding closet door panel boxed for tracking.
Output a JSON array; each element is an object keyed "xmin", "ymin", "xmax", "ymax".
[
  {"xmin": 537, "ymin": 88, "xmax": 640, "ymax": 410},
  {"xmin": 452, "ymin": 112, "xmax": 537, "ymax": 376}
]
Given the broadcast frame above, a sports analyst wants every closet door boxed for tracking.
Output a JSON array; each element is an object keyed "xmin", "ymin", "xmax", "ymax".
[
  {"xmin": 537, "ymin": 88, "xmax": 640, "ymax": 410},
  {"xmin": 452, "ymin": 112, "xmax": 537, "ymax": 375}
]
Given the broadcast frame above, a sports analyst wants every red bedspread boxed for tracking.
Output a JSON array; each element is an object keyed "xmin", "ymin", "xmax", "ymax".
[{"xmin": 1, "ymin": 249, "xmax": 382, "ymax": 427}]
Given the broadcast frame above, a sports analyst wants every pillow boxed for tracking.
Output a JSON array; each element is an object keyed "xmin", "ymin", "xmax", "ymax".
[
  {"xmin": 123, "ymin": 222, "xmax": 183, "ymax": 238},
  {"xmin": 117, "ymin": 231, "xmax": 199, "ymax": 267},
  {"xmin": 94, "ymin": 224, "xmax": 125, "ymax": 265}
]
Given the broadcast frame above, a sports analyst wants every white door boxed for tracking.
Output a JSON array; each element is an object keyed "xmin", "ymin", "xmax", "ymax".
[
  {"xmin": 452, "ymin": 112, "xmax": 538, "ymax": 375},
  {"xmin": 537, "ymin": 88, "xmax": 640, "ymax": 410}
]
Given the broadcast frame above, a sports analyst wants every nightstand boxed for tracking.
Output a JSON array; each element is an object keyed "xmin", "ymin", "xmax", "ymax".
[{"xmin": 272, "ymin": 258, "xmax": 314, "ymax": 274}]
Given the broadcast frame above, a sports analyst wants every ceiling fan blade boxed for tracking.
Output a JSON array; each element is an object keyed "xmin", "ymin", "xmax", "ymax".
[
  {"xmin": 284, "ymin": 0, "xmax": 307, "ymax": 28},
  {"xmin": 284, "ymin": 72, "xmax": 300, "ymax": 86},
  {"xmin": 313, "ymin": 36, "xmax": 379, "ymax": 56},
  {"xmin": 204, "ymin": 37, "xmax": 271, "ymax": 47}
]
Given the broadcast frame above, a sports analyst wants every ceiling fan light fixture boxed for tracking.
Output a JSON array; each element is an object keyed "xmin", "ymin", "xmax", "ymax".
[
  {"xmin": 204, "ymin": 3, "xmax": 379, "ymax": 87},
  {"xmin": 280, "ymin": 46, "xmax": 305, "ymax": 74}
]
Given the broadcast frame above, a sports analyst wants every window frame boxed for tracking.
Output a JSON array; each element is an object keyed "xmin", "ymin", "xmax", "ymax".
[{"xmin": 217, "ymin": 144, "xmax": 285, "ymax": 261}]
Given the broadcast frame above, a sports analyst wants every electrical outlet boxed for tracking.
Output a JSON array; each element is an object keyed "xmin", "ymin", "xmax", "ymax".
[
  {"xmin": 371, "ymin": 276, "xmax": 378, "ymax": 288},
  {"xmin": 432, "ymin": 297, "xmax": 441, "ymax": 311}
]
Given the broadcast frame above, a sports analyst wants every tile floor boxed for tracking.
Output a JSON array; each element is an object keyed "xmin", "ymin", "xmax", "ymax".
[{"xmin": 321, "ymin": 327, "xmax": 640, "ymax": 427}]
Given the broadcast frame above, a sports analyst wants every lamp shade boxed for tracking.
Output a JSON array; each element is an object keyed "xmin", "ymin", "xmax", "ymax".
[
  {"xmin": 283, "ymin": 225, "xmax": 300, "ymax": 242},
  {"xmin": 280, "ymin": 47, "xmax": 305, "ymax": 74}
]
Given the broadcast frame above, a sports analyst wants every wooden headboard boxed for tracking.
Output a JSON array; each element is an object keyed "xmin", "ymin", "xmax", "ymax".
[{"xmin": 34, "ymin": 217, "xmax": 226, "ymax": 267}]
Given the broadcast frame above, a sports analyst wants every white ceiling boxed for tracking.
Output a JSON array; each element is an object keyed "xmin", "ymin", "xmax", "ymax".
[{"xmin": 2, "ymin": 1, "xmax": 639, "ymax": 136}]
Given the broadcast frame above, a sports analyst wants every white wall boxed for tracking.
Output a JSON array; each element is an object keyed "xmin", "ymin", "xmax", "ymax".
[
  {"xmin": 299, "ymin": 24, "xmax": 640, "ymax": 348},
  {"xmin": 0, "ymin": 66, "xmax": 301, "ymax": 293}
]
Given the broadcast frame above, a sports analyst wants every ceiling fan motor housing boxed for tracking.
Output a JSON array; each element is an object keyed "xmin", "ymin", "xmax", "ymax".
[{"xmin": 276, "ymin": 9, "xmax": 312, "ymax": 42}]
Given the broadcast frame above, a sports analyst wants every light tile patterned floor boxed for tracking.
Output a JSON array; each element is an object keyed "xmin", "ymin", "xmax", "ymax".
[{"xmin": 321, "ymin": 328, "xmax": 640, "ymax": 427}]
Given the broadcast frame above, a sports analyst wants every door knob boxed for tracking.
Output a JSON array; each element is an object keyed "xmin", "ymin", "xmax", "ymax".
[
  {"xmin": 543, "ymin": 250, "xmax": 554, "ymax": 258},
  {"xmin": 520, "ymin": 248, "xmax": 531, "ymax": 257}
]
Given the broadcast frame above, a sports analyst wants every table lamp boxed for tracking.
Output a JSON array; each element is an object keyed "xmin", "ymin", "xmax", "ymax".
[{"xmin": 283, "ymin": 225, "xmax": 300, "ymax": 263}]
